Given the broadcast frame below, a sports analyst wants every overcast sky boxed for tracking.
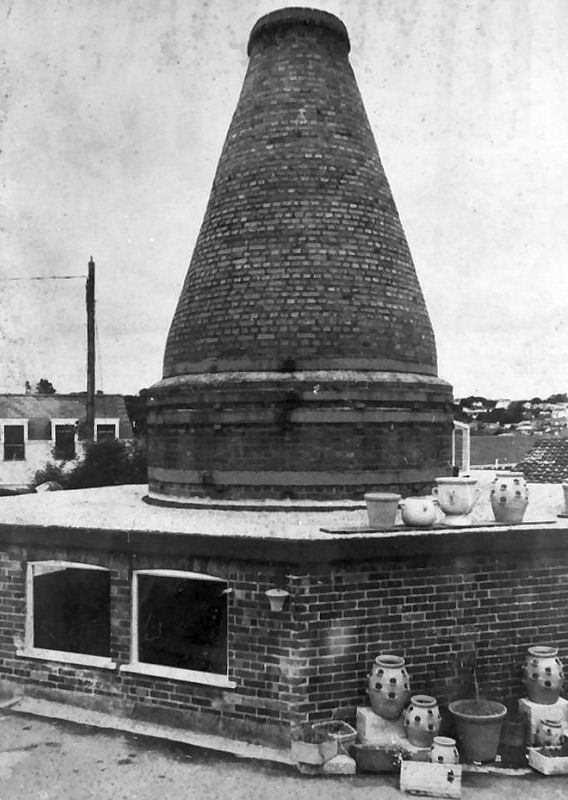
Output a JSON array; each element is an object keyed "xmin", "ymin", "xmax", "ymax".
[{"xmin": 2, "ymin": 0, "xmax": 567, "ymax": 399}]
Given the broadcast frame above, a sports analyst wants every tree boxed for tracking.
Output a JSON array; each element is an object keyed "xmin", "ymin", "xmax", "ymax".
[
  {"xmin": 124, "ymin": 388, "xmax": 149, "ymax": 437},
  {"xmin": 33, "ymin": 438, "xmax": 147, "ymax": 489},
  {"xmin": 546, "ymin": 393, "xmax": 568, "ymax": 404},
  {"xmin": 35, "ymin": 378, "xmax": 56, "ymax": 395}
]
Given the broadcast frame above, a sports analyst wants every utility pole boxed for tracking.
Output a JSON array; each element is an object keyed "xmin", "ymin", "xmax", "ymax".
[{"xmin": 85, "ymin": 257, "xmax": 95, "ymax": 440}]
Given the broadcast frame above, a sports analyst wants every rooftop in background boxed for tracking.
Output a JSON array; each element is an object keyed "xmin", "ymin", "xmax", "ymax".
[
  {"xmin": 0, "ymin": 393, "xmax": 133, "ymax": 439},
  {"xmin": 518, "ymin": 438, "xmax": 568, "ymax": 483}
]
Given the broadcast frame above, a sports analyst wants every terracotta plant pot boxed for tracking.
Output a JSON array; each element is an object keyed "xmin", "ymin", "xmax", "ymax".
[
  {"xmin": 448, "ymin": 699, "xmax": 507, "ymax": 763},
  {"xmin": 364, "ymin": 493, "xmax": 401, "ymax": 528}
]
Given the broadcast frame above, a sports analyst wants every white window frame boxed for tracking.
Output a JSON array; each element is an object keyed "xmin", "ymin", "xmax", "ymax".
[
  {"xmin": 120, "ymin": 569, "xmax": 235, "ymax": 688},
  {"xmin": 51, "ymin": 418, "xmax": 78, "ymax": 458},
  {"xmin": 17, "ymin": 561, "xmax": 116, "ymax": 670},
  {"xmin": 51, "ymin": 418, "xmax": 78, "ymax": 442},
  {"xmin": 94, "ymin": 418, "xmax": 120, "ymax": 441},
  {"xmin": 0, "ymin": 418, "xmax": 28, "ymax": 461}
]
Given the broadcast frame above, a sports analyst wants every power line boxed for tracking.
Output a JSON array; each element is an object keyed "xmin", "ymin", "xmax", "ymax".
[{"xmin": 0, "ymin": 275, "xmax": 86, "ymax": 282}]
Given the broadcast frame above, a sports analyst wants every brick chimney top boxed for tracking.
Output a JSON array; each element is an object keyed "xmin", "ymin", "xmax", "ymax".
[
  {"xmin": 248, "ymin": 7, "xmax": 350, "ymax": 56},
  {"xmin": 148, "ymin": 8, "xmax": 454, "ymax": 503}
]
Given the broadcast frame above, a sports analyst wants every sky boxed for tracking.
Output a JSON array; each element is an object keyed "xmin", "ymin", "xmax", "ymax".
[{"xmin": 2, "ymin": 0, "xmax": 567, "ymax": 400}]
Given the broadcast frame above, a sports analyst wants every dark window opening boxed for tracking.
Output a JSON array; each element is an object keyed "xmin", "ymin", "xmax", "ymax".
[
  {"xmin": 32, "ymin": 566, "xmax": 110, "ymax": 657},
  {"xmin": 4, "ymin": 425, "xmax": 25, "ymax": 461},
  {"xmin": 96, "ymin": 424, "xmax": 116, "ymax": 441},
  {"xmin": 137, "ymin": 575, "xmax": 227, "ymax": 675},
  {"xmin": 54, "ymin": 424, "xmax": 76, "ymax": 460}
]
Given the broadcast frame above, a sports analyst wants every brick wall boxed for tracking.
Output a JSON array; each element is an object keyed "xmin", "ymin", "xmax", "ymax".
[
  {"xmin": 163, "ymin": 10, "xmax": 438, "ymax": 377},
  {"xmin": 1, "ymin": 528, "xmax": 567, "ymax": 745},
  {"xmin": 0, "ymin": 543, "xmax": 301, "ymax": 746},
  {"xmin": 291, "ymin": 552, "xmax": 568, "ymax": 721},
  {"xmin": 147, "ymin": 374, "xmax": 454, "ymax": 499}
]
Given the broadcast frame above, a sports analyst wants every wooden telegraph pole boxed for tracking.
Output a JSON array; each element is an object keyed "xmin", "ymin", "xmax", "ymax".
[{"xmin": 85, "ymin": 257, "xmax": 96, "ymax": 440}]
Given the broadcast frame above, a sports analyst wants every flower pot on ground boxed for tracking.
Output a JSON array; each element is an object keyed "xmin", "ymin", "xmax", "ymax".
[
  {"xmin": 522, "ymin": 644, "xmax": 564, "ymax": 704},
  {"xmin": 448, "ymin": 699, "xmax": 507, "ymax": 763},
  {"xmin": 403, "ymin": 695, "xmax": 442, "ymax": 748},
  {"xmin": 311, "ymin": 720, "xmax": 357, "ymax": 751},
  {"xmin": 290, "ymin": 722, "xmax": 338, "ymax": 765},
  {"xmin": 367, "ymin": 654, "xmax": 411, "ymax": 719}
]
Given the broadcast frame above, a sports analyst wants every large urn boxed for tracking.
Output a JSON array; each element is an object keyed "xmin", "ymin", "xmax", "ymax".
[
  {"xmin": 523, "ymin": 645, "xmax": 564, "ymax": 705},
  {"xmin": 367, "ymin": 654, "xmax": 411, "ymax": 719},
  {"xmin": 433, "ymin": 477, "xmax": 481, "ymax": 526},
  {"xmin": 490, "ymin": 472, "xmax": 529, "ymax": 523},
  {"xmin": 403, "ymin": 695, "xmax": 442, "ymax": 748}
]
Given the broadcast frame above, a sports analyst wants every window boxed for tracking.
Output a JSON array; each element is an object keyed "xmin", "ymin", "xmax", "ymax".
[
  {"xmin": 54, "ymin": 424, "xmax": 76, "ymax": 460},
  {"xmin": 18, "ymin": 562, "xmax": 114, "ymax": 669},
  {"xmin": 95, "ymin": 422, "xmax": 118, "ymax": 441},
  {"xmin": 3, "ymin": 424, "xmax": 25, "ymax": 461},
  {"xmin": 122, "ymin": 570, "xmax": 234, "ymax": 687}
]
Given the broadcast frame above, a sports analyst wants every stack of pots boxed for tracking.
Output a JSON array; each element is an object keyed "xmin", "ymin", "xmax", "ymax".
[{"xmin": 367, "ymin": 655, "xmax": 446, "ymax": 753}]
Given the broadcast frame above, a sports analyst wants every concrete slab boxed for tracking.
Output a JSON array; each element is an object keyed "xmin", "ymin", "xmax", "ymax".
[{"xmin": 6, "ymin": 697, "xmax": 294, "ymax": 767}]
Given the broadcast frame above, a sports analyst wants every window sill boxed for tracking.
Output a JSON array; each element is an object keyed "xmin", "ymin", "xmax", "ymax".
[
  {"xmin": 119, "ymin": 662, "xmax": 236, "ymax": 688},
  {"xmin": 16, "ymin": 648, "xmax": 116, "ymax": 670}
]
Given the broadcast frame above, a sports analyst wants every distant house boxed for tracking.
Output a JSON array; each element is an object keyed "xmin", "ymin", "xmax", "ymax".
[
  {"xmin": 494, "ymin": 399, "xmax": 512, "ymax": 410},
  {"xmin": 0, "ymin": 394, "xmax": 134, "ymax": 491}
]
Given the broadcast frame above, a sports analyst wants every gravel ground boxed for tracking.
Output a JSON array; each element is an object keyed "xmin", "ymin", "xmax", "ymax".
[{"xmin": 1, "ymin": 712, "xmax": 568, "ymax": 800}]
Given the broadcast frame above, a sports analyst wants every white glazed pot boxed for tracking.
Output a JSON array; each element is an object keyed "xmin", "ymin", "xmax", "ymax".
[
  {"xmin": 490, "ymin": 472, "xmax": 528, "ymax": 524},
  {"xmin": 399, "ymin": 496, "xmax": 440, "ymax": 528},
  {"xmin": 433, "ymin": 477, "xmax": 481, "ymax": 525}
]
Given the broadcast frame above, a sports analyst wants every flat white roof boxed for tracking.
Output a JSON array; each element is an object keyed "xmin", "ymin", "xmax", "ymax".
[{"xmin": 0, "ymin": 474, "xmax": 564, "ymax": 542}]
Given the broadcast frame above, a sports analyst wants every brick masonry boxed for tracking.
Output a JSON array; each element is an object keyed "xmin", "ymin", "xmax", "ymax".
[
  {"xmin": 147, "ymin": 9, "xmax": 455, "ymax": 500},
  {"xmin": 147, "ymin": 373, "xmax": 454, "ymax": 499},
  {"xmin": 163, "ymin": 11, "xmax": 438, "ymax": 376},
  {"xmin": 1, "ymin": 526, "xmax": 567, "ymax": 746}
]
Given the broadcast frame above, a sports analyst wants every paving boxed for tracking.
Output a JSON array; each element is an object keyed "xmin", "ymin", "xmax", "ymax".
[{"xmin": 1, "ymin": 708, "xmax": 568, "ymax": 800}]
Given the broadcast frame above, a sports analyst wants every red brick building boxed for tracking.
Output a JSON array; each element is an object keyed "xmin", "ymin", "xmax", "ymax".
[
  {"xmin": 0, "ymin": 9, "xmax": 565, "ymax": 756},
  {"xmin": 147, "ymin": 7, "xmax": 454, "ymax": 503}
]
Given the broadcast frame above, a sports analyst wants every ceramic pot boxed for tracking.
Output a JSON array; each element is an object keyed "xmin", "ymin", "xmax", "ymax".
[
  {"xmin": 448, "ymin": 699, "xmax": 507, "ymax": 763},
  {"xmin": 523, "ymin": 645, "xmax": 564, "ymax": 704},
  {"xmin": 399, "ymin": 497, "xmax": 440, "ymax": 528},
  {"xmin": 403, "ymin": 694, "xmax": 442, "ymax": 747},
  {"xmin": 265, "ymin": 588, "xmax": 289, "ymax": 612},
  {"xmin": 430, "ymin": 736, "xmax": 460, "ymax": 765},
  {"xmin": 433, "ymin": 477, "xmax": 481, "ymax": 526},
  {"xmin": 367, "ymin": 654, "xmax": 411, "ymax": 720},
  {"xmin": 536, "ymin": 719, "xmax": 563, "ymax": 748},
  {"xmin": 490, "ymin": 472, "xmax": 529, "ymax": 523},
  {"xmin": 364, "ymin": 493, "xmax": 401, "ymax": 528}
]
